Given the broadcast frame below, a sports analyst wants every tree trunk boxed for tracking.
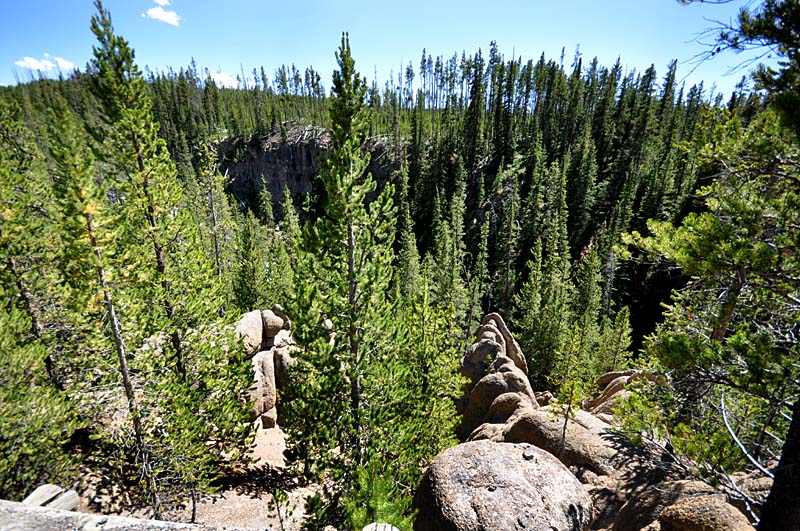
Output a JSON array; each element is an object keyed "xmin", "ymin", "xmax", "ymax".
[
  {"xmin": 347, "ymin": 220, "xmax": 362, "ymax": 467},
  {"xmin": 84, "ymin": 212, "xmax": 160, "ymax": 518},
  {"xmin": 5, "ymin": 246, "xmax": 42, "ymax": 339},
  {"xmin": 711, "ymin": 268, "xmax": 744, "ymax": 343},
  {"xmin": 758, "ymin": 398, "xmax": 800, "ymax": 531},
  {"xmin": 132, "ymin": 132, "xmax": 185, "ymax": 380}
]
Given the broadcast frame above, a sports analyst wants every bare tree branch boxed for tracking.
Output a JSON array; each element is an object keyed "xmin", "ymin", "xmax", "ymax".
[{"xmin": 721, "ymin": 391, "xmax": 775, "ymax": 478}]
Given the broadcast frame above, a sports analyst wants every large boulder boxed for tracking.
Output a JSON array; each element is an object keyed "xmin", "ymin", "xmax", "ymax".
[
  {"xmin": 235, "ymin": 310, "xmax": 264, "ymax": 355},
  {"xmin": 414, "ymin": 440, "xmax": 592, "ymax": 531},
  {"xmin": 611, "ymin": 480, "xmax": 719, "ymax": 531},
  {"xmin": 659, "ymin": 495, "xmax": 755, "ymax": 531},
  {"xmin": 261, "ymin": 309, "xmax": 286, "ymax": 339},
  {"xmin": 502, "ymin": 407, "xmax": 618, "ymax": 475}
]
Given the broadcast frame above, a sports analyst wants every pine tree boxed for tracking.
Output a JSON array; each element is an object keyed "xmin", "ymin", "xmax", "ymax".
[
  {"xmin": 624, "ymin": 110, "xmax": 799, "ymax": 497},
  {"xmin": 49, "ymin": 103, "xmax": 160, "ymax": 511},
  {"xmin": 198, "ymin": 146, "xmax": 237, "ymax": 307},
  {"xmin": 495, "ymin": 156, "xmax": 523, "ymax": 315},
  {"xmin": 463, "ymin": 50, "xmax": 485, "ymax": 172},
  {"xmin": 427, "ymin": 164, "xmax": 467, "ymax": 317},
  {"xmin": 396, "ymin": 163, "xmax": 422, "ymax": 300},
  {"xmin": 0, "ymin": 301, "xmax": 81, "ymax": 500},
  {"xmin": 232, "ymin": 209, "xmax": 266, "ymax": 312},
  {"xmin": 566, "ymin": 125, "xmax": 599, "ymax": 258},
  {"xmin": 515, "ymin": 161, "xmax": 573, "ymax": 389},
  {"xmin": 279, "ymin": 183, "xmax": 301, "ymax": 262},
  {"xmin": 258, "ymin": 175, "xmax": 275, "ymax": 226},
  {"xmin": 596, "ymin": 306, "xmax": 633, "ymax": 375},
  {"xmin": 0, "ymin": 99, "xmax": 51, "ymax": 343},
  {"xmin": 554, "ymin": 243, "xmax": 603, "ymax": 405},
  {"xmin": 283, "ymin": 34, "xmax": 400, "ymax": 525},
  {"xmin": 84, "ymin": 2, "xmax": 252, "ymax": 515},
  {"xmin": 465, "ymin": 216, "xmax": 491, "ymax": 332},
  {"xmin": 0, "ymin": 99, "xmax": 82, "ymax": 501}
]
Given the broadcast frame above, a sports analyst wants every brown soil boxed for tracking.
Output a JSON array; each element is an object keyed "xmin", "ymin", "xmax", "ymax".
[
  {"xmin": 174, "ymin": 424, "xmax": 315, "ymax": 530},
  {"xmin": 76, "ymin": 423, "xmax": 315, "ymax": 530}
]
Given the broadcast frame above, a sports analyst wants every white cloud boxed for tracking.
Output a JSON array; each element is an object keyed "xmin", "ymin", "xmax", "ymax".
[
  {"xmin": 15, "ymin": 56, "xmax": 55, "ymax": 71},
  {"xmin": 154, "ymin": 0, "xmax": 170, "ymax": 5},
  {"xmin": 209, "ymin": 71, "xmax": 240, "ymax": 88},
  {"xmin": 14, "ymin": 54, "xmax": 75, "ymax": 73},
  {"xmin": 55, "ymin": 57, "xmax": 74, "ymax": 70},
  {"xmin": 145, "ymin": 6, "xmax": 180, "ymax": 26}
]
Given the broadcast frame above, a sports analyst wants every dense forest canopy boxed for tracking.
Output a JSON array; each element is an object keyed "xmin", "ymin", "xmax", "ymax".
[{"xmin": 1, "ymin": 0, "xmax": 798, "ymax": 529}]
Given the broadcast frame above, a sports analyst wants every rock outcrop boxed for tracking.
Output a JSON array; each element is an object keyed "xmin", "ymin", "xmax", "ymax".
[
  {"xmin": 0, "ymin": 500, "xmax": 250, "ymax": 531},
  {"xmin": 414, "ymin": 440, "xmax": 592, "ymax": 531},
  {"xmin": 445, "ymin": 312, "xmax": 763, "ymax": 531},
  {"xmin": 221, "ymin": 127, "xmax": 398, "ymax": 216},
  {"xmin": 236, "ymin": 305, "xmax": 295, "ymax": 429},
  {"xmin": 458, "ymin": 314, "xmax": 623, "ymax": 478},
  {"xmin": 457, "ymin": 313, "xmax": 536, "ymax": 440},
  {"xmin": 610, "ymin": 480, "xmax": 755, "ymax": 531},
  {"xmin": 659, "ymin": 495, "xmax": 755, "ymax": 531},
  {"xmin": 501, "ymin": 407, "xmax": 617, "ymax": 475}
]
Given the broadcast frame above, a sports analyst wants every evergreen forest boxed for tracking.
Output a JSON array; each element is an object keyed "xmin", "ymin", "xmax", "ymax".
[{"xmin": 1, "ymin": 1, "xmax": 798, "ymax": 530}]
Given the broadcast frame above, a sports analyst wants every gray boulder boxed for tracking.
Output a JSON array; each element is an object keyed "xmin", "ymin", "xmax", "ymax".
[
  {"xmin": 414, "ymin": 440, "xmax": 592, "ymax": 531},
  {"xmin": 502, "ymin": 407, "xmax": 617, "ymax": 475},
  {"xmin": 235, "ymin": 310, "xmax": 263, "ymax": 355}
]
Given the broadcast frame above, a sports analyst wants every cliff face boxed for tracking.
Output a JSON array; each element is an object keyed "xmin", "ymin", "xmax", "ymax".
[{"xmin": 219, "ymin": 126, "xmax": 398, "ymax": 214}]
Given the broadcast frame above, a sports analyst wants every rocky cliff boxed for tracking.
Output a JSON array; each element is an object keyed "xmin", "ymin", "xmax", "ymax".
[{"xmin": 219, "ymin": 127, "xmax": 399, "ymax": 214}]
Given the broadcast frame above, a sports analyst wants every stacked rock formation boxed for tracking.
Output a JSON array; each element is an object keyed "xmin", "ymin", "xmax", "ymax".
[
  {"xmin": 457, "ymin": 313, "xmax": 618, "ymax": 477},
  {"xmin": 456, "ymin": 313, "xmax": 534, "ymax": 440},
  {"xmin": 413, "ymin": 313, "xmax": 594, "ymax": 530},
  {"xmin": 234, "ymin": 304, "xmax": 295, "ymax": 429},
  {"xmin": 420, "ymin": 312, "xmax": 762, "ymax": 531}
]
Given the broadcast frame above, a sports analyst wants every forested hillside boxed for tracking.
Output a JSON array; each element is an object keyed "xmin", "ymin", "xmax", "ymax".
[{"xmin": 1, "ymin": 0, "xmax": 798, "ymax": 530}]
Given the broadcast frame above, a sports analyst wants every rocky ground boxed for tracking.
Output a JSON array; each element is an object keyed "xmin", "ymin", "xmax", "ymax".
[
  {"xmin": 11, "ymin": 307, "xmax": 772, "ymax": 531},
  {"xmin": 172, "ymin": 425, "xmax": 314, "ymax": 531}
]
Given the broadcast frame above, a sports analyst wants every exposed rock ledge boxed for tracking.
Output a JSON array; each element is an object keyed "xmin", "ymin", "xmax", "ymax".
[{"xmin": 0, "ymin": 500, "xmax": 254, "ymax": 531}]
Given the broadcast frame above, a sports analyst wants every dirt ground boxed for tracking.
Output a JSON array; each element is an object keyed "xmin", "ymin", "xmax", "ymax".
[{"xmin": 174, "ymin": 424, "xmax": 315, "ymax": 531}]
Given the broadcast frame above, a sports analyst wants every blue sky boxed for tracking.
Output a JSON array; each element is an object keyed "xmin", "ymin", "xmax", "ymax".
[{"xmin": 0, "ymin": 0, "xmax": 774, "ymax": 96}]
